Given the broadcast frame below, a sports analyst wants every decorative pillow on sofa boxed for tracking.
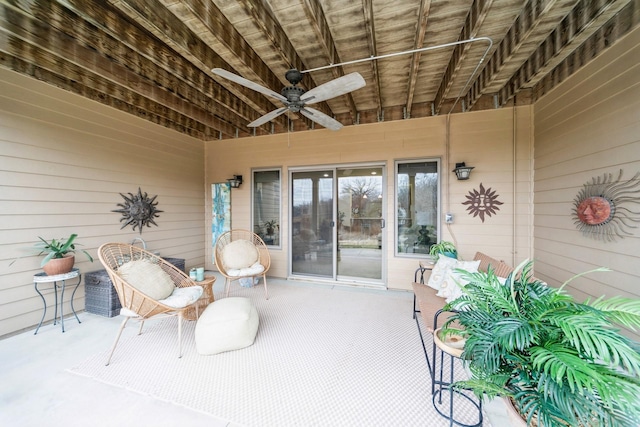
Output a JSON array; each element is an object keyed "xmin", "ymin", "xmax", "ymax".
[
  {"xmin": 426, "ymin": 256, "xmax": 458, "ymax": 290},
  {"xmin": 221, "ymin": 239, "xmax": 260, "ymax": 270},
  {"xmin": 117, "ymin": 259, "xmax": 176, "ymax": 300},
  {"xmin": 437, "ymin": 260, "xmax": 481, "ymax": 302}
]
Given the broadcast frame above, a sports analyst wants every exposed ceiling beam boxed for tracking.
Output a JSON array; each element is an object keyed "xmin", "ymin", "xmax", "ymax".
[
  {"xmin": 301, "ymin": 0, "xmax": 359, "ymax": 124},
  {"xmin": 405, "ymin": 0, "xmax": 432, "ymax": 118},
  {"xmin": 0, "ymin": 1, "xmax": 238, "ymax": 138},
  {"xmin": 361, "ymin": 0, "xmax": 382, "ymax": 121},
  {"xmin": 106, "ymin": 0, "xmax": 289, "ymax": 133},
  {"xmin": 185, "ymin": 0, "xmax": 322, "ymax": 129},
  {"xmin": 433, "ymin": 0, "xmax": 494, "ymax": 115},
  {"xmin": 497, "ymin": 0, "xmax": 632, "ymax": 106},
  {"xmin": 533, "ymin": 1, "xmax": 640, "ymax": 101},
  {"xmin": 463, "ymin": 0, "xmax": 578, "ymax": 111}
]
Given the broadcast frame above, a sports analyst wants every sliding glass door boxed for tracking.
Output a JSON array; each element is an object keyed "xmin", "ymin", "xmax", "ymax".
[
  {"xmin": 291, "ymin": 170, "xmax": 334, "ymax": 278},
  {"xmin": 290, "ymin": 165, "xmax": 384, "ymax": 284},
  {"xmin": 336, "ymin": 167, "xmax": 383, "ymax": 281}
]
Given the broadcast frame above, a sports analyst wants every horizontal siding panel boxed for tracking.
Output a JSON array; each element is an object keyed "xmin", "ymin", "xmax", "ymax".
[
  {"xmin": 0, "ymin": 69, "xmax": 205, "ymax": 337},
  {"xmin": 533, "ymin": 25, "xmax": 640, "ymax": 330}
]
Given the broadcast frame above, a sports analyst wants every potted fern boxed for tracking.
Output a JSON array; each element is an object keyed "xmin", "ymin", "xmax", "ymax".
[{"xmin": 442, "ymin": 261, "xmax": 640, "ymax": 427}]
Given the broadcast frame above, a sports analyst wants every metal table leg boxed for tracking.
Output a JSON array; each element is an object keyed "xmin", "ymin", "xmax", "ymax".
[{"xmin": 34, "ymin": 282, "xmax": 47, "ymax": 335}]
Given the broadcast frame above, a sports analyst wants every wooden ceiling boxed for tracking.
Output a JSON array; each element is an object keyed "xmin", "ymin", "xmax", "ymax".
[{"xmin": 1, "ymin": 0, "xmax": 638, "ymax": 140}]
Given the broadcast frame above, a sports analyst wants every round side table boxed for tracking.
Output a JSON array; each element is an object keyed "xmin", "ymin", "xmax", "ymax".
[
  {"xmin": 184, "ymin": 276, "xmax": 217, "ymax": 321},
  {"xmin": 432, "ymin": 327, "xmax": 483, "ymax": 427},
  {"xmin": 33, "ymin": 268, "xmax": 82, "ymax": 334}
]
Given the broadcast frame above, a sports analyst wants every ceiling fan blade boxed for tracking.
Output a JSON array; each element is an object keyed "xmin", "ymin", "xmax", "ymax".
[
  {"xmin": 212, "ymin": 68, "xmax": 287, "ymax": 103},
  {"xmin": 300, "ymin": 107, "xmax": 343, "ymax": 131},
  {"xmin": 248, "ymin": 107, "xmax": 288, "ymax": 128},
  {"xmin": 300, "ymin": 72, "xmax": 366, "ymax": 105}
]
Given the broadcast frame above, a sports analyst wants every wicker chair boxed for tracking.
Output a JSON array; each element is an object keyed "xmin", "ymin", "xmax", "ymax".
[
  {"xmin": 214, "ymin": 229, "xmax": 270, "ymax": 299},
  {"xmin": 98, "ymin": 243, "xmax": 202, "ymax": 365}
]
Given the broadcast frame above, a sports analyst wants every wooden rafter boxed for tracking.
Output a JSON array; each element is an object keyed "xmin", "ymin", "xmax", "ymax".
[
  {"xmin": 106, "ymin": 0, "xmax": 288, "ymax": 133},
  {"xmin": 300, "ymin": 0, "xmax": 359, "ymax": 124},
  {"xmin": 433, "ymin": 0, "xmax": 494, "ymax": 115},
  {"xmin": 166, "ymin": 0, "xmax": 324, "ymax": 132},
  {"xmin": 405, "ymin": 0, "xmax": 432, "ymax": 118},
  {"xmin": 230, "ymin": 0, "xmax": 334, "ymax": 129},
  {"xmin": 462, "ymin": 0, "xmax": 577, "ymax": 111},
  {"xmin": 361, "ymin": 0, "xmax": 382, "ymax": 121},
  {"xmin": 0, "ymin": 1, "xmax": 239, "ymax": 138},
  {"xmin": 533, "ymin": 1, "xmax": 639, "ymax": 101},
  {"xmin": 497, "ymin": 0, "xmax": 631, "ymax": 107}
]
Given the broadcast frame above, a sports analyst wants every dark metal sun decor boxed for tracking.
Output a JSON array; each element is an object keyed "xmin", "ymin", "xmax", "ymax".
[
  {"xmin": 112, "ymin": 187, "xmax": 163, "ymax": 233},
  {"xmin": 572, "ymin": 170, "xmax": 640, "ymax": 242},
  {"xmin": 462, "ymin": 183, "xmax": 503, "ymax": 223}
]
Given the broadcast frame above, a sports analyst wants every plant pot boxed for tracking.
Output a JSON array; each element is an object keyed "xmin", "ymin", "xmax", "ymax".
[
  {"xmin": 442, "ymin": 251, "xmax": 457, "ymax": 259},
  {"xmin": 43, "ymin": 254, "xmax": 75, "ymax": 276},
  {"xmin": 503, "ymin": 397, "xmax": 531, "ymax": 427}
]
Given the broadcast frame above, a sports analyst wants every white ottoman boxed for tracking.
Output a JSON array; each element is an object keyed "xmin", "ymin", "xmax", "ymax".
[{"xmin": 195, "ymin": 297, "xmax": 259, "ymax": 355}]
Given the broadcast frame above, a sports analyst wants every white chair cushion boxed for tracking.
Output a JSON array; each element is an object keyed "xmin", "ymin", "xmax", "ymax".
[
  {"xmin": 159, "ymin": 285, "xmax": 203, "ymax": 308},
  {"xmin": 221, "ymin": 239, "xmax": 259, "ymax": 270},
  {"xmin": 117, "ymin": 259, "xmax": 175, "ymax": 300},
  {"xmin": 226, "ymin": 261, "xmax": 265, "ymax": 277},
  {"xmin": 195, "ymin": 297, "xmax": 259, "ymax": 355}
]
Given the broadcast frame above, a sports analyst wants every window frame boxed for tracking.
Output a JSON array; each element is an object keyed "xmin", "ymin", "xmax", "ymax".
[
  {"xmin": 394, "ymin": 158, "xmax": 441, "ymax": 258},
  {"xmin": 252, "ymin": 168, "xmax": 282, "ymax": 249}
]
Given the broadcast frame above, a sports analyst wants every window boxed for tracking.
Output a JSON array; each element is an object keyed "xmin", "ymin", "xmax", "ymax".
[
  {"xmin": 396, "ymin": 160, "xmax": 439, "ymax": 255},
  {"xmin": 253, "ymin": 169, "xmax": 281, "ymax": 247}
]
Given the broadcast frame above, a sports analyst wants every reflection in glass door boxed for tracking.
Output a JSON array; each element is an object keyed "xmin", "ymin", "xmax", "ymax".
[
  {"xmin": 337, "ymin": 167, "xmax": 383, "ymax": 281},
  {"xmin": 291, "ymin": 170, "xmax": 334, "ymax": 278},
  {"xmin": 291, "ymin": 166, "xmax": 385, "ymax": 284}
]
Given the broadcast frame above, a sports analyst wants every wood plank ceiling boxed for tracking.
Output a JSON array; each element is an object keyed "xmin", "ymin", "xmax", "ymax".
[{"xmin": 1, "ymin": 0, "xmax": 638, "ymax": 140}]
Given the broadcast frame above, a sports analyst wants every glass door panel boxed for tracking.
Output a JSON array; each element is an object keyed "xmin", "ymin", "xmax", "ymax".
[
  {"xmin": 291, "ymin": 170, "xmax": 334, "ymax": 278},
  {"xmin": 337, "ymin": 167, "xmax": 383, "ymax": 281}
]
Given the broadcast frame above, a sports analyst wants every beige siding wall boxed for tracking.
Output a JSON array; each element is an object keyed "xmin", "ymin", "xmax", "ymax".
[
  {"xmin": 205, "ymin": 106, "xmax": 534, "ymax": 290},
  {"xmin": 533, "ymin": 27, "xmax": 640, "ymax": 315},
  {"xmin": 0, "ymin": 69, "xmax": 206, "ymax": 337}
]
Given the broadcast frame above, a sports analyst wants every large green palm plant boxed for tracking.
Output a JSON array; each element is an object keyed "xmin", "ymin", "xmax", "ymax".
[{"xmin": 443, "ymin": 260, "xmax": 640, "ymax": 427}]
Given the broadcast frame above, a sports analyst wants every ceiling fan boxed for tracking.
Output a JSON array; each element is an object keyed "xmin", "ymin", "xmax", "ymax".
[{"xmin": 212, "ymin": 68, "xmax": 365, "ymax": 131}]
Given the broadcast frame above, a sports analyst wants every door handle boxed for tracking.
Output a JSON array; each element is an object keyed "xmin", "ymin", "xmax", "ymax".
[{"xmin": 380, "ymin": 219, "xmax": 385, "ymax": 229}]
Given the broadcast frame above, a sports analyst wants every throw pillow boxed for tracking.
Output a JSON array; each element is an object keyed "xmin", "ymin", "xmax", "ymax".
[
  {"xmin": 437, "ymin": 259, "xmax": 481, "ymax": 303},
  {"xmin": 117, "ymin": 259, "xmax": 176, "ymax": 300},
  {"xmin": 221, "ymin": 239, "xmax": 260, "ymax": 270},
  {"xmin": 426, "ymin": 256, "xmax": 458, "ymax": 290}
]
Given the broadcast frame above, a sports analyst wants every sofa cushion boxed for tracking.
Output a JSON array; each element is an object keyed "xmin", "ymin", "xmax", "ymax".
[
  {"xmin": 221, "ymin": 239, "xmax": 259, "ymax": 270},
  {"xmin": 437, "ymin": 259, "xmax": 481, "ymax": 303},
  {"xmin": 117, "ymin": 259, "xmax": 175, "ymax": 300},
  {"xmin": 426, "ymin": 256, "xmax": 458, "ymax": 290}
]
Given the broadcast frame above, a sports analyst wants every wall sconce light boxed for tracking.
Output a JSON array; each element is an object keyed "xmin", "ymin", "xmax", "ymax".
[
  {"xmin": 227, "ymin": 175, "xmax": 243, "ymax": 188},
  {"xmin": 453, "ymin": 162, "xmax": 474, "ymax": 180}
]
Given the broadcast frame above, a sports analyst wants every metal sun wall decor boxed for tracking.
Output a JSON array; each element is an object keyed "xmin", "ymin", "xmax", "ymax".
[
  {"xmin": 112, "ymin": 187, "xmax": 163, "ymax": 233},
  {"xmin": 572, "ymin": 170, "xmax": 640, "ymax": 242},
  {"xmin": 462, "ymin": 183, "xmax": 503, "ymax": 223}
]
